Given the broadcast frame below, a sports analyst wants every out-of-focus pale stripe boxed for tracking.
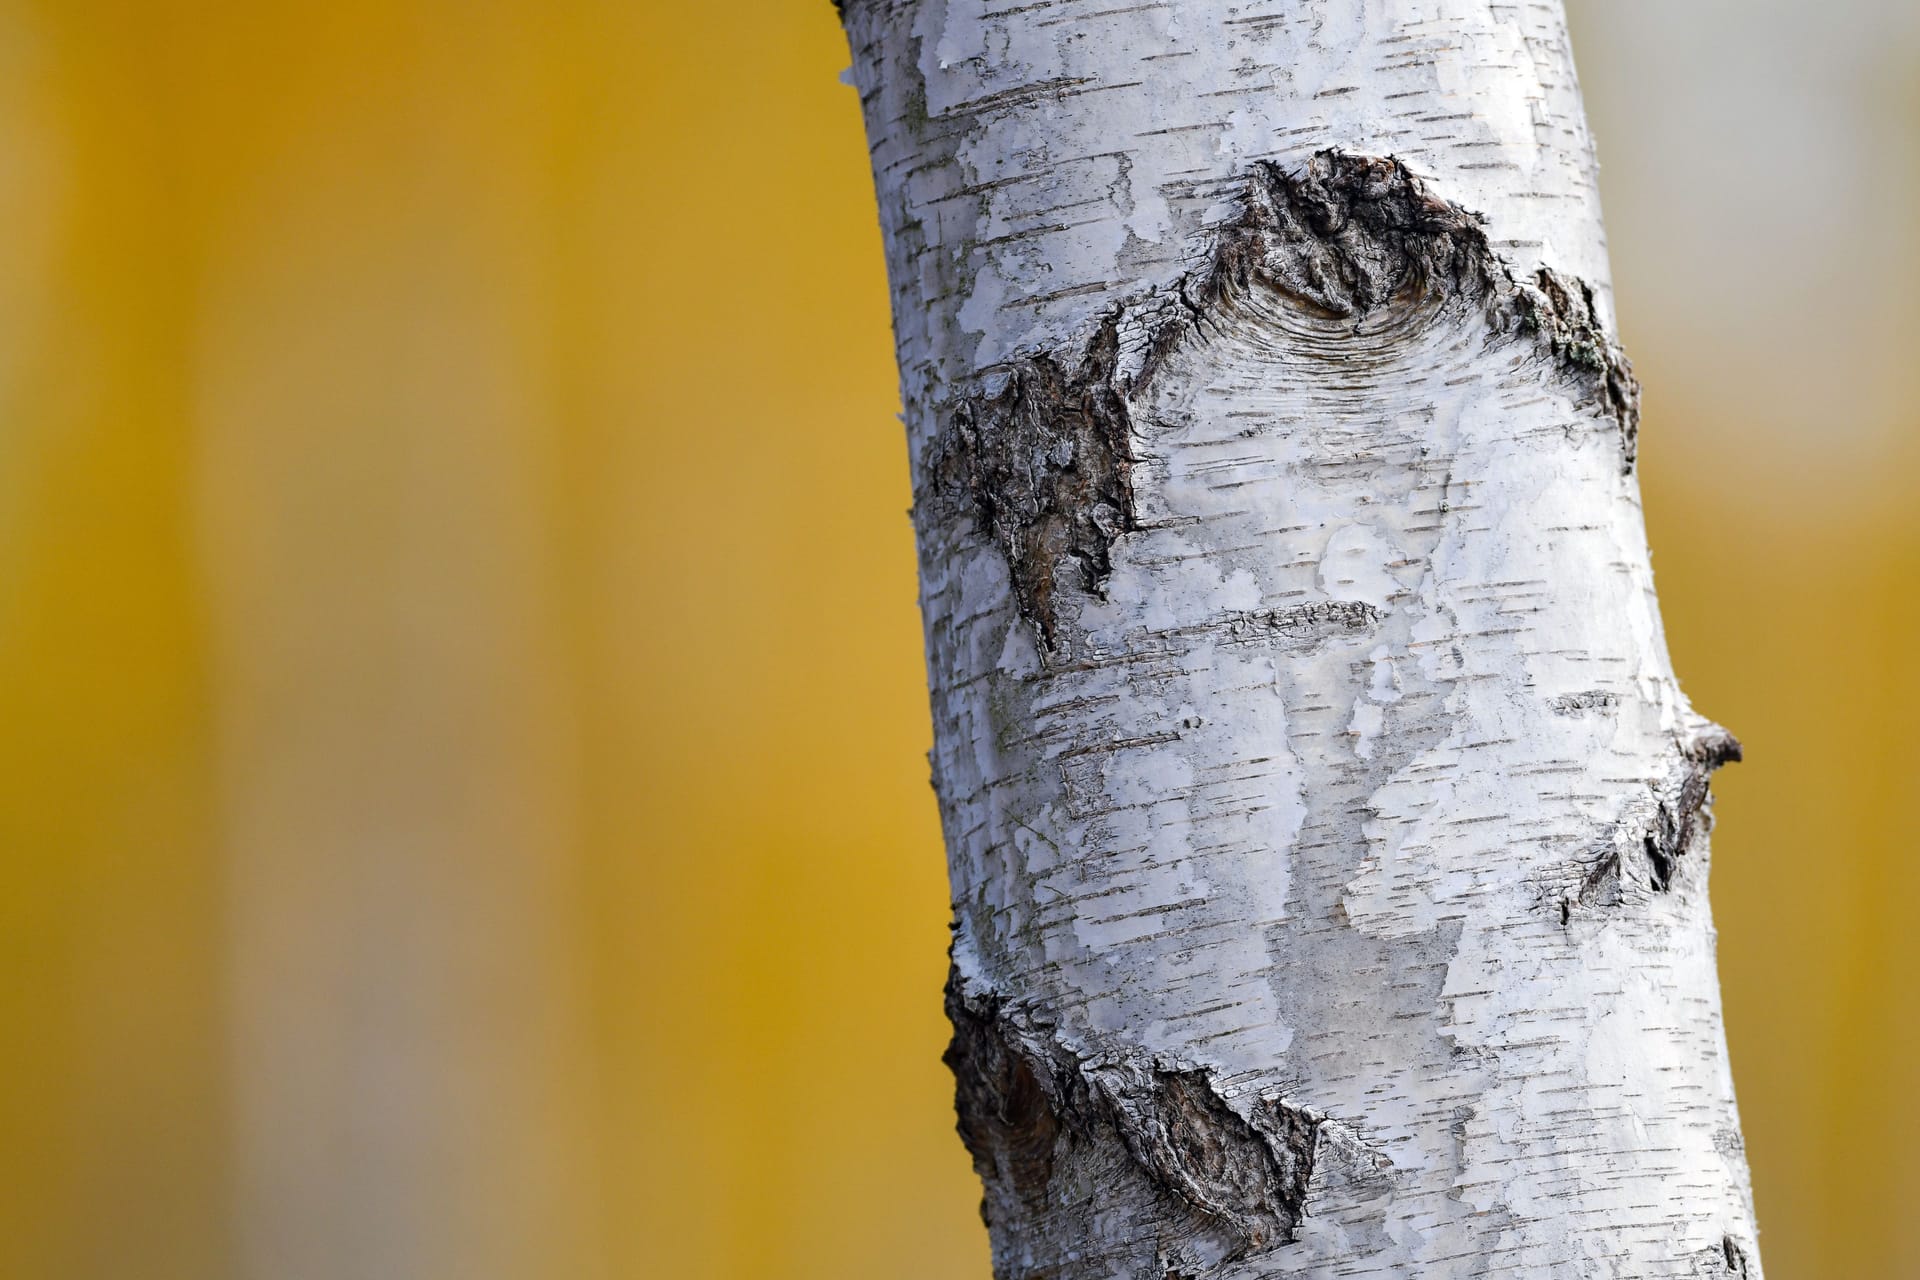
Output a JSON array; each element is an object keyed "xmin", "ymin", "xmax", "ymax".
[{"xmin": 186, "ymin": 9, "xmax": 599, "ymax": 1280}]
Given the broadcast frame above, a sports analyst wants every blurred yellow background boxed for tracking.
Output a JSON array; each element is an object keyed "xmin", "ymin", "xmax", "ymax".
[{"xmin": 0, "ymin": 2, "xmax": 1913, "ymax": 1277}]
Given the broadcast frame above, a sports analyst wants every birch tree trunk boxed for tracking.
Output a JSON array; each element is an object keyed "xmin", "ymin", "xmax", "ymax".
[{"xmin": 839, "ymin": 3, "xmax": 1761, "ymax": 1275}]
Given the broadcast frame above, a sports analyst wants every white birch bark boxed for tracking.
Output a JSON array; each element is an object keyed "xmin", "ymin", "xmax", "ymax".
[{"xmin": 840, "ymin": 2, "xmax": 1760, "ymax": 1276}]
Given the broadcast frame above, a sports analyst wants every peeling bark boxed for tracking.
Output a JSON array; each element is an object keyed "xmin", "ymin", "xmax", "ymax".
[{"xmin": 841, "ymin": 2, "xmax": 1760, "ymax": 1275}]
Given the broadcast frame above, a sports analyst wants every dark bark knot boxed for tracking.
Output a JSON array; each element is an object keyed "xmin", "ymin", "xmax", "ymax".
[
  {"xmin": 932, "ymin": 151, "xmax": 1644, "ymax": 650},
  {"xmin": 1211, "ymin": 149, "xmax": 1497, "ymax": 322},
  {"xmin": 946, "ymin": 970, "xmax": 1320, "ymax": 1277}
]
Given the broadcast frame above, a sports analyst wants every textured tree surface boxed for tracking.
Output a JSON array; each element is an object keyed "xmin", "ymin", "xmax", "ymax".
[{"xmin": 841, "ymin": 2, "xmax": 1761, "ymax": 1275}]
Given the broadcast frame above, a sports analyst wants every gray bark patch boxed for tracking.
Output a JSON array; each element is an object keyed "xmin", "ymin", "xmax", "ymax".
[{"xmin": 945, "ymin": 969, "xmax": 1320, "ymax": 1278}]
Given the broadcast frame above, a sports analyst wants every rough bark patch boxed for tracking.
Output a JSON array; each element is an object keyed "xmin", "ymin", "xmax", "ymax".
[
  {"xmin": 946, "ymin": 970, "xmax": 1320, "ymax": 1277},
  {"xmin": 1513, "ymin": 267, "xmax": 1644, "ymax": 466},
  {"xmin": 1550, "ymin": 689, "xmax": 1620, "ymax": 715},
  {"xmin": 932, "ymin": 151, "xmax": 1643, "ymax": 650},
  {"xmin": 940, "ymin": 321, "xmax": 1136, "ymax": 650},
  {"xmin": 1225, "ymin": 600, "xmax": 1382, "ymax": 645}
]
